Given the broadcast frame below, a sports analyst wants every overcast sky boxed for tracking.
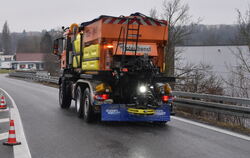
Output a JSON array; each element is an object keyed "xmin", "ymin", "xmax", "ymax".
[{"xmin": 0, "ymin": 0, "xmax": 248, "ymax": 32}]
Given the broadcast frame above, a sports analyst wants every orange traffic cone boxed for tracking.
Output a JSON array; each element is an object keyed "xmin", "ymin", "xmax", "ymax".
[
  {"xmin": 3, "ymin": 120, "xmax": 21, "ymax": 146},
  {"xmin": 0, "ymin": 95, "xmax": 7, "ymax": 109}
]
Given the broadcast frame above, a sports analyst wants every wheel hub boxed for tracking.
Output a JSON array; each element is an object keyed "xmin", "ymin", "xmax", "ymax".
[
  {"xmin": 76, "ymin": 91, "xmax": 81, "ymax": 112},
  {"xmin": 84, "ymin": 97, "xmax": 89, "ymax": 116}
]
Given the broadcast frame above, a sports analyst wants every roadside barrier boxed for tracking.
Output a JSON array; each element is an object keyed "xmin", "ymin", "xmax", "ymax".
[{"xmin": 173, "ymin": 91, "xmax": 250, "ymax": 118}]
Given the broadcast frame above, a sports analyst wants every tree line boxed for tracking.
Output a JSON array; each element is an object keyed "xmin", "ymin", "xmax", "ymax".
[
  {"xmin": 0, "ymin": 21, "xmax": 62, "ymax": 75},
  {"xmin": 0, "ymin": 22, "xmax": 62, "ymax": 55},
  {"xmin": 181, "ymin": 24, "xmax": 242, "ymax": 46},
  {"xmin": 0, "ymin": 24, "xmax": 246, "ymax": 55}
]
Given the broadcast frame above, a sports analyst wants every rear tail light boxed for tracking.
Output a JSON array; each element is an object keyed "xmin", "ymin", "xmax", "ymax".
[
  {"xmin": 162, "ymin": 96, "xmax": 174, "ymax": 102},
  {"xmin": 162, "ymin": 96, "xmax": 169, "ymax": 102},
  {"xmin": 94, "ymin": 94, "xmax": 110, "ymax": 101},
  {"xmin": 121, "ymin": 68, "xmax": 128, "ymax": 72},
  {"xmin": 101, "ymin": 94, "xmax": 109, "ymax": 100}
]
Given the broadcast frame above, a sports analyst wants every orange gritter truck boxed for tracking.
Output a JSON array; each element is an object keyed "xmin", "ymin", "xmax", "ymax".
[{"xmin": 53, "ymin": 12, "xmax": 175, "ymax": 124}]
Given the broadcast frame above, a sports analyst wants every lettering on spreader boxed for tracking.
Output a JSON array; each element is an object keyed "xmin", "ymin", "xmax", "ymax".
[
  {"xmin": 106, "ymin": 109, "xmax": 120, "ymax": 115},
  {"xmin": 155, "ymin": 110, "xmax": 166, "ymax": 115}
]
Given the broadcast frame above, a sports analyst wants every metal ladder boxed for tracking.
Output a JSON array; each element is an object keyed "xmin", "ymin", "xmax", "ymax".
[{"xmin": 115, "ymin": 17, "xmax": 141, "ymax": 67}]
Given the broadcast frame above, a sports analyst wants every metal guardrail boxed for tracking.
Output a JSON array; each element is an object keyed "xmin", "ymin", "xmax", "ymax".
[
  {"xmin": 173, "ymin": 91, "xmax": 250, "ymax": 118},
  {"xmin": 172, "ymin": 91, "xmax": 250, "ymax": 105},
  {"xmin": 9, "ymin": 71, "xmax": 59, "ymax": 84},
  {"xmin": 8, "ymin": 71, "xmax": 250, "ymax": 118}
]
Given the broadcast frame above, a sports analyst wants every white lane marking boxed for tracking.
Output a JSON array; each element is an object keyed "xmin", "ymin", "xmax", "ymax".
[
  {"xmin": 0, "ymin": 88, "xmax": 32, "ymax": 158},
  {"xmin": 0, "ymin": 132, "xmax": 9, "ymax": 141},
  {"xmin": 0, "ymin": 107, "xmax": 9, "ymax": 112},
  {"xmin": 0, "ymin": 118, "xmax": 9, "ymax": 123},
  {"xmin": 172, "ymin": 116, "xmax": 250, "ymax": 141}
]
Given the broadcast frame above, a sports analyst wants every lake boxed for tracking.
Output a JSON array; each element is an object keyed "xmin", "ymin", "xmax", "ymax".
[{"xmin": 176, "ymin": 45, "xmax": 249, "ymax": 79}]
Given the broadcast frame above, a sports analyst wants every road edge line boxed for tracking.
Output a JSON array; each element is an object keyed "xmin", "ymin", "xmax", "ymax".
[
  {"xmin": 0, "ymin": 107, "xmax": 9, "ymax": 112},
  {"xmin": 0, "ymin": 132, "xmax": 9, "ymax": 141},
  {"xmin": 172, "ymin": 116, "xmax": 250, "ymax": 141},
  {"xmin": 0, "ymin": 118, "xmax": 9, "ymax": 123},
  {"xmin": 0, "ymin": 88, "xmax": 32, "ymax": 158}
]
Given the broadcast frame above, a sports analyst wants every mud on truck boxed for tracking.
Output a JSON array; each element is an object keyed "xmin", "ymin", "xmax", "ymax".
[{"xmin": 53, "ymin": 13, "xmax": 175, "ymax": 124}]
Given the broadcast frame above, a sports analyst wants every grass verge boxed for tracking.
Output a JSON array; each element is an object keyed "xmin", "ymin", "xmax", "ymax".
[
  {"xmin": 175, "ymin": 110, "xmax": 250, "ymax": 136},
  {"xmin": 0, "ymin": 69, "xmax": 14, "ymax": 74}
]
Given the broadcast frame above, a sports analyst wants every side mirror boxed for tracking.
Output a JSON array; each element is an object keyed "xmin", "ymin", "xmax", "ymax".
[{"xmin": 53, "ymin": 39, "xmax": 59, "ymax": 55}]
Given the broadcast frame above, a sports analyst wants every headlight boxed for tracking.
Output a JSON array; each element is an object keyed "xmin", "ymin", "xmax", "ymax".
[{"xmin": 139, "ymin": 86, "xmax": 147, "ymax": 93}]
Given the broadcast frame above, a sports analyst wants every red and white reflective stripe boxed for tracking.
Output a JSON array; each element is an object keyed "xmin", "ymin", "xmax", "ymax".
[
  {"xmin": 118, "ymin": 19, "xmax": 127, "ymax": 24},
  {"xmin": 7, "ymin": 133, "xmax": 18, "ymax": 143},
  {"xmin": 103, "ymin": 17, "xmax": 167, "ymax": 26},
  {"xmin": 103, "ymin": 18, "xmax": 113, "ymax": 24},
  {"xmin": 9, "ymin": 134, "xmax": 17, "ymax": 139},
  {"xmin": 8, "ymin": 127, "xmax": 17, "ymax": 140},
  {"xmin": 9, "ymin": 130, "xmax": 16, "ymax": 134},
  {"xmin": 137, "ymin": 17, "xmax": 147, "ymax": 25},
  {"xmin": 10, "ymin": 126, "xmax": 15, "ymax": 131},
  {"xmin": 0, "ymin": 96, "xmax": 6, "ymax": 105},
  {"xmin": 113, "ymin": 19, "xmax": 121, "ymax": 24},
  {"xmin": 0, "ymin": 102, "xmax": 6, "ymax": 106}
]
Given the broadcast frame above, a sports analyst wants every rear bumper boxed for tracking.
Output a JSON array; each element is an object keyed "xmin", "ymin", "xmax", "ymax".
[{"xmin": 101, "ymin": 104, "xmax": 171, "ymax": 122}]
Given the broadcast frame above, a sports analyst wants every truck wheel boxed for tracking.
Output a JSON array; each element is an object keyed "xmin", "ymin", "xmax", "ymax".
[
  {"xmin": 83, "ymin": 88, "xmax": 94, "ymax": 123},
  {"xmin": 75, "ymin": 86, "xmax": 83, "ymax": 118},
  {"xmin": 59, "ymin": 79, "xmax": 71, "ymax": 109}
]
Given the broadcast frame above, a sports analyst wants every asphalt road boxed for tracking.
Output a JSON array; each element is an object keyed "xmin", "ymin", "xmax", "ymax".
[{"xmin": 0, "ymin": 74, "xmax": 249, "ymax": 158}]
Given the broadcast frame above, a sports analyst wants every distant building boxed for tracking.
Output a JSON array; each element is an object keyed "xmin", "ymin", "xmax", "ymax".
[
  {"xmin": 0, "ymin": 54, "xmax": 15, "ymax": 69},
  {"xmin": 12, "ymin": 53, "xmax": 45, "ymax": 70}
]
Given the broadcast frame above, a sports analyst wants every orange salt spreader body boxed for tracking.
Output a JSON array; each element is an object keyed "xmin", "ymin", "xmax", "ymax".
[{"xmin": 57, "ymin": 12, "xmax": 168, "ymax": 72}]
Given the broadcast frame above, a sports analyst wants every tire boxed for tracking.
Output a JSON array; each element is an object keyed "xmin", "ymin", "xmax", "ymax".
[
  {"xmin": 59, "ymin": 79, "xmax": 71, "ymax": 109},
  {"xmin": 83, "ymin": 88, "xmax": 94, "ymax": 123},
  {"xmin": 75, "ymin": 86, "xmax": 84, "ymax": 118}
]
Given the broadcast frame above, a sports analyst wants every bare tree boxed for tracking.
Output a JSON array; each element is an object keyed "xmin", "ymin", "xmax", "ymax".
[
  {"xmin": 224, "ymin": 7, "xmax": 250, "ymax": 98},
  {"xmin": 235, "ymin": 7, "xmax": 250, "ymax": 73},
  {"xmin": 224, "ymin": 65, "xmax": 250, "ymax": 98},
  {"xmin": 16, "ymin": 30, "xmax": 41, "ymax": 53},
  {"xmin": 150, "ymin": 0, "xmax": 199, "ymax": 77},
  {"xmin": 237, "ymin": 7, "xmax": 250, "ymax": 49},
  {"xmin": 175, "ymin": 63, "xmax": 224, "ymax": 95},
  {"xmin": 40, "ymin": 31, "xmax": 60, "ymax": 75},
  {"xmin": 2, "ymin": 21, "xmax": 12, "ymax": 54},
  {"xmin": 149, "ymin": 8, "xmax": 158, "ymax": 19},
  {"xmin": 40, "ymin": 31, "xmax": 52, "ymax": 54}
]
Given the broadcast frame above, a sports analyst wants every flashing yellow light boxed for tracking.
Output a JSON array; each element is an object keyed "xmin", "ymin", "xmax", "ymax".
[
  {"xmin": 105, "ymin": 44, "xmax": 114, "ymax": 49},
  {"xmin": 164, "ymin": 83, "xmax": 172, "ymax": 94}
]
